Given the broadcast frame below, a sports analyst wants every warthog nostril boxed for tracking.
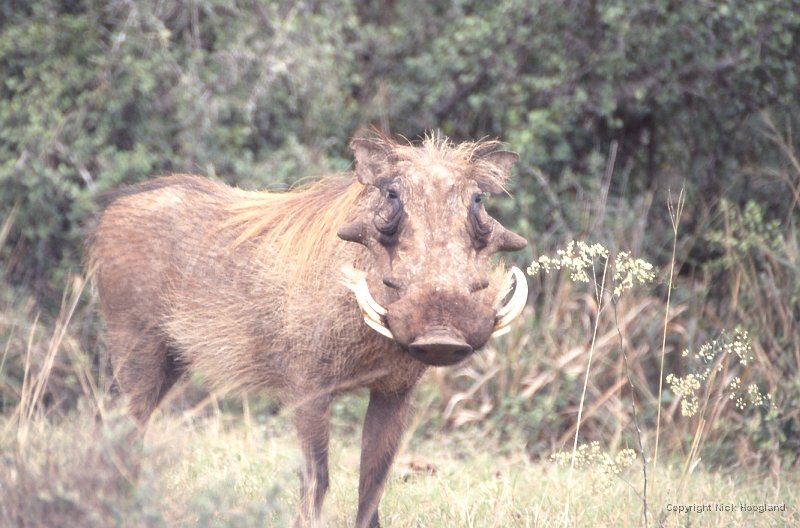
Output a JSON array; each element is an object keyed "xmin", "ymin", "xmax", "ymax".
[
  {"xmin": 451, "ymin": 346, "xmax": 472, "ymax": 360},
  {"xmin": 382, "ymin": 276, "xmax": 403, "ymax": 290},
  {"xmin": 410, "ymin": 342, "xmax": 472, "ymax": 357},
  {"xmin": 408, "ymin": 334, "xmax": 473, "ymax": 366}
]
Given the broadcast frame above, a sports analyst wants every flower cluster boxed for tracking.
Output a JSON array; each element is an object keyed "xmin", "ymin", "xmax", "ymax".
[
  {"xmin": 612, "ymin": 251, "xmax": 656, "ymax": 297},
  {"xmin": 551, "ymin": 441, "xmax": 638, "ymax": 491},
  {"xmin": 527, "ymin": 240, "xmax": 609, "ymax": 283},
  {"xmin": 728, "ymin": 377, "xmax": 772, "ymax": 410},
  {"xmin": 666, "ymin": 373, "xmax": 702, "ymax": 417},
  {"xmin": 670, "ymin": 328, "xmax": 774, "ymax": 417},
  {"xmin": 528, "ymin": 241, "xmax": 655, "ymax": 298},
  {"xmin": 686, "ymin": 327, "xmax": 753, "ymax": 364}
]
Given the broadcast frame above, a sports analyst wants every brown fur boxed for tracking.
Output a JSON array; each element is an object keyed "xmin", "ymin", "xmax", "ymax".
[{"xmin": 88, "ymin": 134, "xmax": 526, "ymax": 528}]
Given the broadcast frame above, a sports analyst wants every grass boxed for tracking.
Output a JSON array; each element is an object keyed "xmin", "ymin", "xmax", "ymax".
[{"xmin": 1, "ymin": 398, "xmax": 798, "ymax": 527}]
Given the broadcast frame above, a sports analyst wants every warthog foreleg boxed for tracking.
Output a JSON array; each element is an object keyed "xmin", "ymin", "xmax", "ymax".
[
  {"xmin": 356, "ymin": 388, "xmax": 414, "ymax": 528},
  {"xmin": 294, "ymin": 393, "xmax": 332, "ymax": 527}
]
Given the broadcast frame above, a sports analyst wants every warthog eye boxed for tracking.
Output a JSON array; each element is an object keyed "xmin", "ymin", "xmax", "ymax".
[
  {"xmin": 375, "ymin": 186, "xmax": 403, "ymax": 245},
  {"xmin": 469, "ymin": 192, "xmax": 492, "ymax": 249}
]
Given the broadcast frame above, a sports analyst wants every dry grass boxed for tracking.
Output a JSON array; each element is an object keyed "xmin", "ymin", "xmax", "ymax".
[{"xmin": 1, "ymin": 401, "xmax": 798, "ymax": 527}]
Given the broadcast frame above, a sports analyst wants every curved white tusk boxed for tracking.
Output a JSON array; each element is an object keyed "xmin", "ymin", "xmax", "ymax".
[
  {"xmin": 492, "ymin": 266, "xmax": 528, "ymax": 337},
  {"xmin": 491, "ymin": 325, "xmax": 511, "ymax": 338},
  {"xmin": 341, "ymin": 267, "xmax": 388, "ymax": 316},
  {"xmin": 496, "ymin": 266, "xmax": 528, "ymax": 320},
  {"xmin": 351, "ymin": 278, "xmax": 388, "ymax": 317},
  {"xmin": 341, "ymin": 266, "xmax": 393, "ymax": 339},
  {"xmin": 363, "ymin": 316, "xmax": 394, "ymax": 339},
  {"xmin": 341, "ymin": 268, "xmax": 388, "ymax": 317}
]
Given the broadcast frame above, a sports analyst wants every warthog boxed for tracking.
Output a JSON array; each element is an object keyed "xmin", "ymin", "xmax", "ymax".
[{"xmin": 88, "ymin": 133, "xmax": 528, "ymax": 527}]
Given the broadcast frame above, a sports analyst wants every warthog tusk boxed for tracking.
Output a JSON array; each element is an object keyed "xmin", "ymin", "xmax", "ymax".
[
  {"xmin": 491, "ymin": 266, "xmax": 528, "ymax": 338},
  {"xmin": 341, "ymin": 266, "xmax": 394, "ymax": 339},
  {"xmin": 353, "ymin": 280, "xmax": 389, "ymax": 318},
  {"xmin": 363, "ymin": 315, "xmax": 394, "ymax": 339},
  {"xmin": 491, "ymin": 325, "xmax": 512, "ymax": 338}
]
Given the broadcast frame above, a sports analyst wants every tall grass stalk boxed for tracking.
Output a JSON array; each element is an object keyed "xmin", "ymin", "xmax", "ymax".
[
  {"xmin": 1, "ymin": 204, "xmax": 18, "ymax": 386},
  {"xmin": 562, "ymin": 256, "xmax": 609, "ymax": 526},
  {"xmin": 676, "ymin": 348, "xmax": 730, "ymax": 500},
  {"xmin": 0, "ymin": 204, "xmax": 18, "ymax": 252},
  {"xmin": 654, "ymin": 186, "xmax": 684, "ymax": 475},
  {"xmin": 761, "ymin": 111, "xmax": 800, "ymax": 216},
  {"xmin": 14, "ymin": 276, "xmax": 88, "ymax": 445},
  {"xmin": 613, "ymin": 301, "xmax": 648, "ymax": 527}
]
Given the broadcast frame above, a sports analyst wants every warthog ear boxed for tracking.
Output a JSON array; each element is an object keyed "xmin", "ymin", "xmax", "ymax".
[
  {"xmin": 473, "ymin": 150, "xmax": 520, "ymax": 194},
  {"xmin": 350, "ymin": 138, "xmax": 392, "ymax": 186},
  {"xmin": 481, "ymin": 150, "xmax": 519, "ymax": 173}
]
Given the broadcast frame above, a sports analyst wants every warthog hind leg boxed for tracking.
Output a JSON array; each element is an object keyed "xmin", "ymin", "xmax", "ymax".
[{"xmin": 107, "ymin": 324, "xmax": 182, "ymax": 424}]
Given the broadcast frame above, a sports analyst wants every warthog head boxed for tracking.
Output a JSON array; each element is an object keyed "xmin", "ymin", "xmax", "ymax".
[{"xmin": 339, "ymin": 135, "xmax": 528, "ymax": 366}]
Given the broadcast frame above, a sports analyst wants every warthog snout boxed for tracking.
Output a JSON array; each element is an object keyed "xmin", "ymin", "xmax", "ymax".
[
  {"xmin": 342, "ymin": 264, "xmax": 528, "ymax": 366},
  {"xmin": 408, "ymin": 332, "xmax": 473, "ymax": 366},
  {"xmin": 384, "ymin": 286, "xmax": 493, "ymax": 365}
]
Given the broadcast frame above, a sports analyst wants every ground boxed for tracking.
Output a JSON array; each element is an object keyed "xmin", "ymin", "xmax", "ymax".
[{"xmin": 3, "ymin": 393, "xmax": 797, "ymax": 527}]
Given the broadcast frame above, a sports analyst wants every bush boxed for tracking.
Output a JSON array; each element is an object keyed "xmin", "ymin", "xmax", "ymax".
[
  {"xmin": 1, "ymin": 0, "xmax": 798, "ymax": 471},
  {"xmin": 3, "ymin": 0, "xmax": 799, "ymax": 302}
]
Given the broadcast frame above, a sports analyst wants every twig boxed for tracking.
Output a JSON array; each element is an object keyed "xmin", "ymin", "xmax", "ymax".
[
  {"xmin": 594, "ymin": 140, "xmax": 619, "ymax": 232},
  {"xmin": 614, "ymin": 300, "xmax": 648, "ymax": 528},
  {"xmin": 563, "ymin": 256, "xmax": 609, "ymax": 526}
]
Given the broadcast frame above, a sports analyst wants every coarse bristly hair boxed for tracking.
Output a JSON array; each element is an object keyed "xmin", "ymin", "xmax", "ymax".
[
  {"xmin": 361, "ymin": 131, "xmax": 512, "ymax": 192},
  {"xmin": 221, "ymin": 132, "xmax": 513, "ymax": 282},
  {"xmin": 222, "ymin": 175, "xmax": 365, "ymax": 283}
]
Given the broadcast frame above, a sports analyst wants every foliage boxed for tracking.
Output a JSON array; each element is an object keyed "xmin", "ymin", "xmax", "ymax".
[
  {"xmin": 1, "ymin": 0, "xmax": 799, "ymax": 484},
  {"xmin": 0, "ymin": 0, "xmax": 363, "ymax": 300}
]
